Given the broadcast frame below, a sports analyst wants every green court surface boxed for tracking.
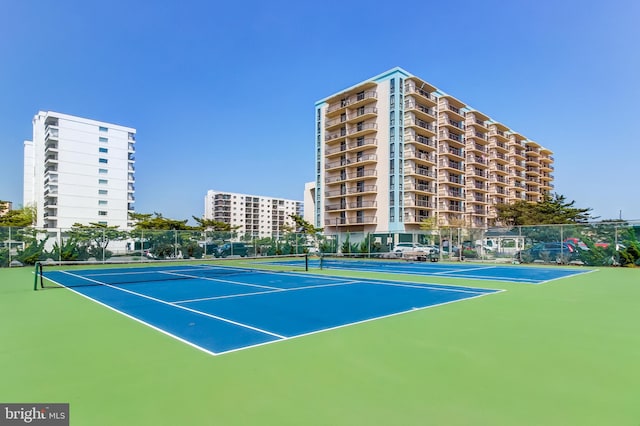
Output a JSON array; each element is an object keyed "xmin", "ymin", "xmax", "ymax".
[{"xmin": 1, "ymin": 264, "xmax": 639, "ymax": 425}]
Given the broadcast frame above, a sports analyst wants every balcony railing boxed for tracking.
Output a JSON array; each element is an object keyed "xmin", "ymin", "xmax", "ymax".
[
  {"xmin": 407, "ymin": 118, "xmax": 434, "ymax": 131},
  {"xmin": 405, "ymin": 131, "xmax": 435, "ymax": 147},
  {"xmin": 405, "ymin": 101, "xmax": 435, "ymax": 117},
  {"xmin": 325, "ymin": 137, "xmax": 377, "ymax": 155},
  {"xmin": 326, "ymin": 91, "xmax": 378, "ymax": 114},
  {"xmin": 405, "ymin": 84, "xmax": 436, "ymax": 101},
  {"xmin": 441, "ymin": 131, "xmax": 464, "ymax": 143}
]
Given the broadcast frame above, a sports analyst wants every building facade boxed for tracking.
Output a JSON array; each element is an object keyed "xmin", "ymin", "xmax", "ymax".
[
  {"xmin": 313, "ymin": 67, "xmax": 554, "ymax": 234},
  {"xmin": 204, "ymin": 190, "xmax": 303, "ymax": 239},
  {"xmin": 0, "ymin": 200, "xmax": 12, "ymax": 217},
  {"xmin": 24, "ymin": 111, "xmax": 136, "ymax": 229}
]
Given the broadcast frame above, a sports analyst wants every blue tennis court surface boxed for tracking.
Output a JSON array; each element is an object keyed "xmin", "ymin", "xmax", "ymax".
[
  {"xmin": 293, "ymin": 258, "xmax": 592, "ymax": 284},
  {"xmin": 43, "ymin": 265, "xmax": 499, "ymax": 355}
]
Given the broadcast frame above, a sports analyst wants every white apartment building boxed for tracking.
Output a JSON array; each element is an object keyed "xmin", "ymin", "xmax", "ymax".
[
  {"xmin": 204, "ymin": 190, "xmax": 303, "ymax": 239},
  {"xmin": 24, "ymin": 111, "xmax": 136, "ymax": 229},
  {"xmin": 312, "ymin": 67, "xmax": 554, "ymax": 235}
]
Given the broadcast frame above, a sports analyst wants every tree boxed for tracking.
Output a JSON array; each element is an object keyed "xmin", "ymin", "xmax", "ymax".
[
  {"xmin": 128, "ymin": 212, "xmax": 195, "ymax": 259},
  {"xmin": 191, "ymin": 217, "xmax": 239, "ymax": 232},
  {"xmin": 289, "ymin": 214, "xmax": 323, "ymax": 253},
  {"xmin": 66, "ymin": 223, "xmax": 128, "ymax": 260},
  {"xmin": 129, "ymin": 212, "xmax": 193, "ymax": 230},
  {"xmin": 0, "ymin": 205, "xmax": 36, "ymax": 227},
  {"xmin": 495, "ymin": 193, "xmax": 594, "ymax": 226}
]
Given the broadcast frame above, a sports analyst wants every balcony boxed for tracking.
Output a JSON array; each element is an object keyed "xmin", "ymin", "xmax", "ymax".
[
  {"xmin": 526, "ymin": 146, "xmax": 540, "ymax": 156},
  {"xmin": 325, "ymin": 169, "xmax": 377, "ymax": 184},
  {"xmin": 45, "ymin": 127, "xmax": 59, "ymax": 141},
  {"xmin": 405, "ymin": 117, "xmax": 436, "ymax": 136},
  {"xmin": 440, "ymin": 102, "xmax": 465, "ymax": 121},
  {"xmin": 466, "ymin": 156, "xmax": 487, "ymax": 166},
  {"xmin": 439, "ymin": 159, "xmax": 463, "ymax": 171},
  {"xmin": 446, "ymin": 174, "xmax": 465, "ymax": 185},
  {"xmin": 44, "ymin": 155, "xmax": 58, "ymax": 167},
  {"xmin": 440, "ymin": 131, "xmax": 465, "ymax": 146},
  {"xmin": 439, "ymin": 117, "xmax": 465, "ymax": 131},
  {"xmin": 347, "ymin": 185, "xmax": 377, "ymax": 195},
  {"xmin": 325, "ymin": 215, "xmax": 377, "ymax": 226},
  {"xmin": 473, "ymin": 181, "xmax": 488, "ymax": 190},
  {"xmin": 405, "ymin": 182, "xmax": 434, "ymax": 193},
  {"xmin": 404, "ymin": 198, "xmax": 434, "ymax": 208},
  {"xmin": 404, "ymin": 83, "xmax": 437, "ymax": 106},
  {"xmin": 405, "ymin": 167, "xmax": 435, "ymax": 178},
  {"xmin": 489, "ymin": 127, "xmax": 509, "ymax": 142},
  {"xmin": 468, "ymin": 131, "xmax": 488, "ymax": 142},
  {"xmin": 491, "ymin": 164, "xmax": 508, "ymax": 174},
  {"xmin": 405, "ymin": 101, "xmax": 436, "ymax": 121},
  {"xmin": 326, "ymin": 90, "xmax": 378, "ymax": 116},
  {"xmin": 468, "ymin": 144, "xmax": 487, "ymax": 154},
  {"xmin": 347, "ymin": 122, "xmax": 378, "ymax": 138},
  {"xmin": 442, "ymin": 203, "xmax": 464, "ymax": 212},
  {"xmin": 471, "ymin": 169, "xmax": 488, "ymax": 179},
  {"xmin": 405, "ymin": 150, "xmax": 435, "ymax": 165},
  {"xmin": 45, "ymin": 140, "xmax": 58, "ymax": 151},
  {"xmin": 405, "ymin": 130, "xmax": 435, "ymax": 148},
  {"xmin": 526, "ymin": 166, "xmax": 540, "ymax": 176},
  {"xmin": 465, "ymin": 114, "xmax": 488, "ymax": 130},
  {"xmin": 472, "ymin": 206, "xmax": 487, "ymax": 215},
  {"xmin": 325, "ymin": 137, "xmax": 377, "ymax": 156},
  {"xmin": 440, "ymin": 145, "xmax": 464, "ymax": 159},
  {"xmin": 404, "ymin": 213, "xmax": 432, "ymax": 224},
  {"xmin": 348, "ymin": 200, "xmax": 377, "ymax": 209}
]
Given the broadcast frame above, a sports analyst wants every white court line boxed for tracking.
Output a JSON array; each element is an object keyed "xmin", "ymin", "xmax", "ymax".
[
  {"xmin": 215, "ymin": 289, "xmax": 505, "ymax": 356},
  {"xmin": 171, "ymin": 280, "xmax": 361, "ymax": 304},
  {"xmin": 535, "ymin": 267, "xmax": 598, "ymax": 284},
  {"xmin": 432, "ymin": 265, "xmax": 499, "ymax": 274},
  {"xmin": 59, "ymin": 270, "xmax": 287, "ymax": 339},
  {"xmin": 158, "ymin": 271, "xmax": 282, "ymax": 290},
  {"xmin": 361, "ymin": 280, "xmax": 494, "ymax": 294},
  {"xmin": 45, "ymin": 270, "xmax": 505, "ymax": 357},
  {"xmin": 42, "ymin": 274, "xmax": 220, "ymax": 356}
]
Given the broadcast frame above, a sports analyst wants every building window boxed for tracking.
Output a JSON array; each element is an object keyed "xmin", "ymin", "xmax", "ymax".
[
  {"xmin": 98, "ymin": 211, "xmax": 108, "ymax": 216},
  {"xmin": 99, "ymin": 147, "xmax": 108, "ymax": 153},
  {"xmin": 99, "ymin": 189, "xmax": 108, "ymax": 195},
  {"xmin": 99, "ymin": 158, "xmax": 108, "ymax": 164},
  {"xmin": 98, "ymin": 179, "xmax": 108, "ymax": 184},
  {"xmin": 99, "ymin": 168, "xmax": 108, "ymax": 174},
  {"xmin": 99, "ymin": 126, "xmax": 108, "ymax": 132},
  {"xmin": 99, "ymin": 137, "xmax": 108, "ymax": 143},
  {"xmin": 98, "ymin": 221, "xmax": 107, "ymax": 225},
  {"xmin": 98, "ymin": 200, "xmax": 108, "ymax": 206}
]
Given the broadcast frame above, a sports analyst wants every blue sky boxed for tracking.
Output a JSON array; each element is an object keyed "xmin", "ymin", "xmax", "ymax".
[{"xmin": 1, "ymin": 0, "xmax": 638, "ymax": 222}]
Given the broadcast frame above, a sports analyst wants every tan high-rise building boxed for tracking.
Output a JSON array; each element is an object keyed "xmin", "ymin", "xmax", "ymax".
[{"xmin": 312, "ymin": 67, "xmax": 554, "ymax": 234}]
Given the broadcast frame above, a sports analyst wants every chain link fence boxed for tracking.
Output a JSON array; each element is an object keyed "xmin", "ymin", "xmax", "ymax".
[{"xmin": 1, "ymin": 221, "xmax": 639, "ymax": 267}]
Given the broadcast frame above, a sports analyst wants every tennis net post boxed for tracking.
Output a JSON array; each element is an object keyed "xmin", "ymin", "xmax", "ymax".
[{"xmin": 34, "ymin": 261, "xmax": 43, "ymax": 291}]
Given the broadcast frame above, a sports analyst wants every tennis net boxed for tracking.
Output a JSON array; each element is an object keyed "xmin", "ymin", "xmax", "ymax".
[{"xmin": 34, "ymin": 254, "xmax": 309, "ymax": 290}]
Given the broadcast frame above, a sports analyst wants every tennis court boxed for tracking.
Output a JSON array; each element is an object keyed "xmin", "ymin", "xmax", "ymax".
[
  {"xmin": 40, "ymin": 262, "xmax": 499, "ymax": 355},
  {"xmin": 282, "ymin": 256, "xmax": 593, "ymax": 284}
]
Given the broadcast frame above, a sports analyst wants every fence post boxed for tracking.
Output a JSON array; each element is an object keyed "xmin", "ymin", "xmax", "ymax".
[{"xmin": 8, "ymin": 226, "xmax": 11, "ymax": 266}]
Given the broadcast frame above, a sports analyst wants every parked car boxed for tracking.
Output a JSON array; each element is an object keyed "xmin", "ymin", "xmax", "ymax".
[
  {"xmin": 215, "ymin": 242, "xmax": 248, "ymax": 258},
  {"xmin": 392, "ymin": 243, "xmax": 439, "ymax": 258},
  {"xmin": 201, "ymin": 243, "xmax": 218, "ymax": 255},
  {"xmin": 515, "ymin": 242, "xmax": 582, "ymax": 264}
]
